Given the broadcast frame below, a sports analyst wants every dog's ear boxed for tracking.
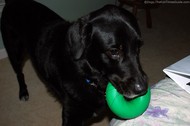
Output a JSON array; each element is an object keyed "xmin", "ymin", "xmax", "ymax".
[{"xmin": 67, "ymin": 15, "xmax": 92, "ymax": 60}]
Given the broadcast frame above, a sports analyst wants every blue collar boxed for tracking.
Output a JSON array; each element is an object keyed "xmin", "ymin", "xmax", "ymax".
[{"xmin": 85, "ymin": 79, "xmax": 97, "ymax": 88}]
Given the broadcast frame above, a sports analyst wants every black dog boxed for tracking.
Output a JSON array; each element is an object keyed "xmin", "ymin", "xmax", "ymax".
[{"xmin": 1, "ymin": 0, "xmax": 148, "ymax": 125}]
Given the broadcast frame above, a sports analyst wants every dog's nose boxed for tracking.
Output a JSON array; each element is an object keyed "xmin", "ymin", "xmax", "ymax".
[
  {"xmin": 123, "ymin": 84, "xmax": 147, "ymax": 100},
  {"xmin": 134, "ymin": 83, "xmax": 147, "ymax": 95}
]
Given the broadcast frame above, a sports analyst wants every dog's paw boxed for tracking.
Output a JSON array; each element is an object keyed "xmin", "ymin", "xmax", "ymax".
[{"xmin": 19, "ymin": 89, "xmax": 29, "ymax": 101}]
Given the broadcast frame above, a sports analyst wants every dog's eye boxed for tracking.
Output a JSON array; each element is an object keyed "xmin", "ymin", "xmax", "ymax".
[{"xmin": 136, "ymin": 47, "xmax": 140, "ymax": 54}]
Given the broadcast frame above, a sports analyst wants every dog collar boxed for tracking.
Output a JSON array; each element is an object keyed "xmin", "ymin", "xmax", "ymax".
[
  {"xmin": 85, "ymin": 78, "xmax": 106, "ymax": 95},
  {"xmin": 85, "ymin": 79, "xmax": 97, "ymax": 88}
]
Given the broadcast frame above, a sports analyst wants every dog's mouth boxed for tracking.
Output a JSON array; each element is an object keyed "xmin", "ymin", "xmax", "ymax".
[
  {"xmin": 109, "ymin": 80, "xmax": 148, "ymax": 100},
  {"xmin": 85, "ymin": 76, "xmax": 148, "ymax": 100},
  {"xmin": 122, "ymin": 89, "xmax": 148, "ymax": 101}
]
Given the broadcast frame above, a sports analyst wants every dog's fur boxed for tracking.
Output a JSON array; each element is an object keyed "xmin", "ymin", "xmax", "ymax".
[{"xmin": 1, "ymin": 0, "xmax": 148, "ymax": 125}]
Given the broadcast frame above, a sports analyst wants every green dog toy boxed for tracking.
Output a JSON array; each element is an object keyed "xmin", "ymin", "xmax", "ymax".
[{"xmin": 106, "ymin": 82, "xmax": 151, "ymax": 119}]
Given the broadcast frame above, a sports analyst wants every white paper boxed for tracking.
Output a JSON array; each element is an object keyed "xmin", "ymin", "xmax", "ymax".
[{"xmin": 163, "ymin": 55, "xmax": 190, "ymax": 94}]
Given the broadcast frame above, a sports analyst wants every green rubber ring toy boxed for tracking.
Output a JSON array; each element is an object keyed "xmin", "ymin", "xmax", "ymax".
[{"xmin": 106, "ymin": 82, "xmax": 151, "ymax": 119}]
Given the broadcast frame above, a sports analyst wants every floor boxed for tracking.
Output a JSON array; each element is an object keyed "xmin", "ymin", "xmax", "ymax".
[{"xmin": 0, "ymin": 4, "xmax": 190, "ymax": 126}]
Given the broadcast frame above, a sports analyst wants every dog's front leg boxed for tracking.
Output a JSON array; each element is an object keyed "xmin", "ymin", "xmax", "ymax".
[
  {"xmin": 62, "ymin": 98, "xmax": 93, "ymax": 126},
  {"xmin": 62, "ymin": 108, "xmax": 83, "ymax": 126}
]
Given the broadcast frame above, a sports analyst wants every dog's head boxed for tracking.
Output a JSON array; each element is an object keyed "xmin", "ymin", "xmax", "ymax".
[{"xmin": 67, "ymin": 5, "xmax": 148, "ymax": 99}]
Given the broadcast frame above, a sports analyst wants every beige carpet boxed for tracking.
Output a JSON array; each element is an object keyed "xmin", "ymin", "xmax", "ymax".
[{"xmin": 0, "ymin": 4, "xmax": 190, "ymax": 126}]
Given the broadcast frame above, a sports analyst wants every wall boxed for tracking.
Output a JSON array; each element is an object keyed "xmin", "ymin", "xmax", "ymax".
[
  {"xmin": 38, "ymin": 0, "xmax": 115, "ymax": 21},
  {"xmin": 0, "ymin": 0, "xmax": 5, "ymax": 49},
  {"xmin": 0, "ymin": 0, "xmax": 115, "ymax": 50}
]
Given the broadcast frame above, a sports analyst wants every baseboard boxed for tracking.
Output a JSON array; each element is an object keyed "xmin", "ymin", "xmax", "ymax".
[{"xmin": 0, "ymin": 48, "xmax": 8, "ymax": 59}]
